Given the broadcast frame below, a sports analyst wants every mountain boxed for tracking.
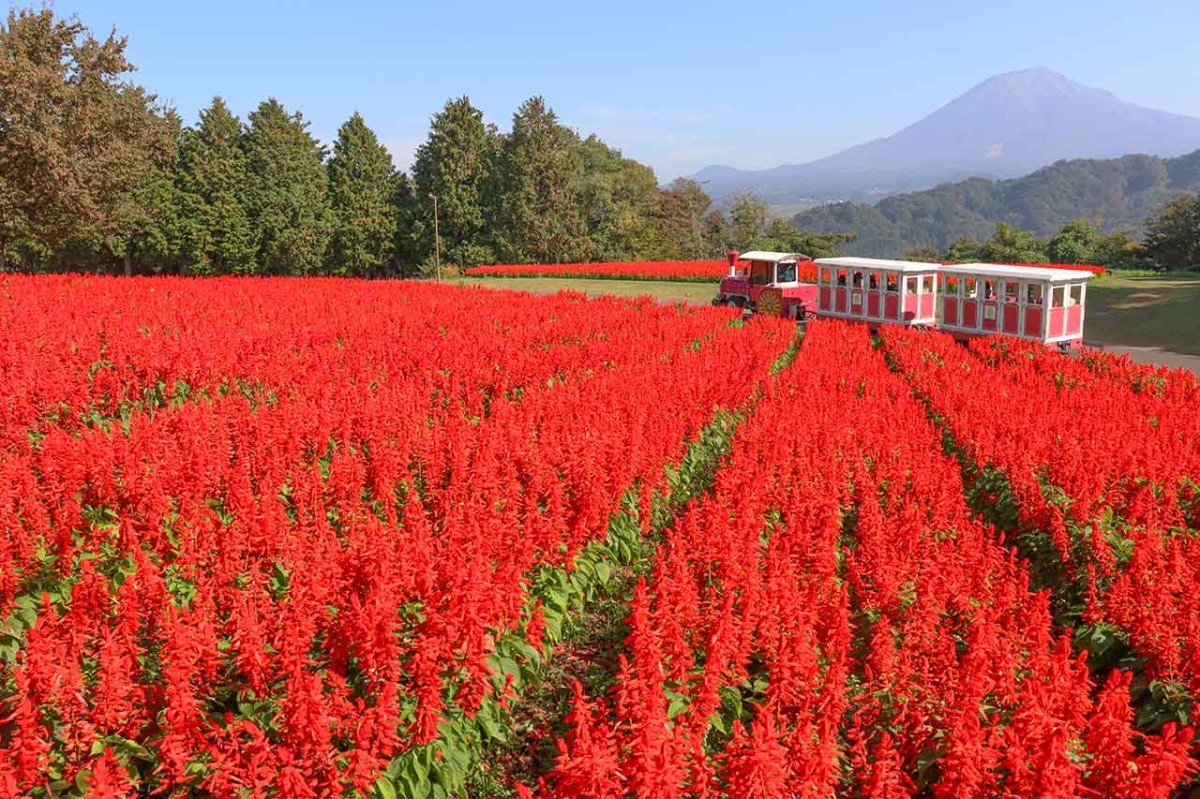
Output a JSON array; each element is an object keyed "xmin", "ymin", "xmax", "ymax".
[
  {"xmin": 790, "ymin": 149, "xmax": 1200, "ymax": 257},
  {"xmin": 691, "ymin": 68, "xmax": 1200, "ymax": 204}
]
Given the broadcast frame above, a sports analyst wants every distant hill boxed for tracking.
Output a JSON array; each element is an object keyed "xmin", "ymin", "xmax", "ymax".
[
  {"xmin": 790, "ymin": 149, "xmax": 1200, "ymax": 256},
  {"xmin": 691, "ymin": 68, "xmax": 1200, "ymax": 203}
]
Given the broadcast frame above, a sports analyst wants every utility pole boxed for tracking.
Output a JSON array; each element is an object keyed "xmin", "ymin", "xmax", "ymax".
[{"xmin": 430, "ymin": 193, "xmax": 441, "ymax": 282}]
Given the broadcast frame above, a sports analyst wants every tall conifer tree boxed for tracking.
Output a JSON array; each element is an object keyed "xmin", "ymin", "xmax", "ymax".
[
  {"xmin": 243, "ymin": 99, "xmax": 331, "ymax": 275},
  {"xmin": 175, "ymin": 98, "xmax": 256, "ymax": 275},
  {"xmin": 491, "ymin": 97, "xmax": 589, "ymax": 264},
  {"xmin": 327, "ymin": 112, "xmax": 397, "ymax": 277},
  {"xmin": 410, "ymin": 96, "xmax": 496, "ymax": 269}
]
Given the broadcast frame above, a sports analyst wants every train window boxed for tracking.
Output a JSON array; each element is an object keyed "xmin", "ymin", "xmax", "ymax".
[
  {"xmin": 1068, "ymin": 283, "xmax": 1083, "ymax": 306},
  {"xmin": 922, "ymin": 275, "xmax": 934, "ymax": 293},
  {"xmin": 984, "ymin": 279, "xmax": 997, "ymax": 300},
  {"xmin": 777, "ymin": 261, "xmax": 797, "ymax": 283},
  {"xmin": 886, "ymin": 274, "xmax": 899, "ymax": 293},
  {"xmin": 1051, "ymin": 285, "xmax": 1066, "ymax": 308},
  {"xmin": 837, "ymin": 271, "xmax": 847, "ymax": 287},
  {"xmin": 1004, "ymin": 281, "xmax": 1018, "ymax": 302},
  {"xmin": 905, "ymin": 276, "xmax": 917, "ymax": 295},
  {"xmin": 819, "ymin": 267, "xmax": 831, "ymax": 285},
  {"xmin": 852, "ymin": 270, "xmax": 864, "ymax": 287},
  {"xmin": 945, "ymin": 276, "xmax": 959, "ymax": 294},
  {"xmin": 750, "ymin": 262, "xmax": 771, "ymax": 285},
  {"xmin": 1027, "ymin": 284, "xmax": 1044, "ymax": 305},
  {"xmin": 963, "ymin": 278, "xmax": 977, "ymax": 298},
  {"xmin": 868, "ymin": 271, "xmax": 880, "ymax": 290}
]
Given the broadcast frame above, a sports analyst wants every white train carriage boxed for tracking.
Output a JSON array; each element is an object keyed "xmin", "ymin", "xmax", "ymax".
[
  {"xmin": 814, "ymin": 257, "xmax": 941, "ymax": 328},
  {"xmin": 938, "ymin": 263, "xmax": 1092, "ymax": 350}
]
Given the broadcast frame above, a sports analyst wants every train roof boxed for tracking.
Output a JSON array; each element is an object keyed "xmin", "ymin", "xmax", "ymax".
[
  {"xmin": 815, "ymin": 256, "xmax": 941, "ymax": 272},
  {"xmin": 738, "ymin": 250, "xmax": 808, "ymax": 263},
  {"xmin": 941, "ymin": 262, "xmax": 1096, "ymax": 282}
]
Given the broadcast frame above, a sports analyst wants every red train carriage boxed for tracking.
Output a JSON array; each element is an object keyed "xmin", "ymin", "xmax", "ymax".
[
  {"xmin": 715, "ymin": 254, "xmax": 1098, "ymax": 351},
  {"xmin": 938, "ymin": 262, "xmax": 1092, "ymax": 350},
  {"xmin": 713, "ymin": 250, "xmax": 817, "ymax": 319},
  {"xmin": 813, "ymin": 257, "xmax": 940, "ymax": 328}
]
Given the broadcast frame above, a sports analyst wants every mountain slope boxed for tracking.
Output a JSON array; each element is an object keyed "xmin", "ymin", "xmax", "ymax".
[
  {"xmin": 790, "ymin": 149, "xmax": 1200, "ymax": 256},
  {"xmin": 692, "ymin": 69, "xmax": 1200, "ymax": 203}
]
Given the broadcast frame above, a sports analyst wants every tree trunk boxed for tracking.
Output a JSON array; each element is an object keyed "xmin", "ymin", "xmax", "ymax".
[{"xmin": 123, "ymin": 246, "xmax": 133, "ymax": 277}]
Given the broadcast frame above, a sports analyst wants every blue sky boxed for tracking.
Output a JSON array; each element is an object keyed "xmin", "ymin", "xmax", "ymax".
[{"xmin": 66, "ymin": 0, "xmax": 1200, "ymax": 180}]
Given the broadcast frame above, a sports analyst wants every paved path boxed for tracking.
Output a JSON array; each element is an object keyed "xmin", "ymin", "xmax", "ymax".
[{"xmin": 1084, "ymin": 341, "xmax": 1200, "ymax": 376}]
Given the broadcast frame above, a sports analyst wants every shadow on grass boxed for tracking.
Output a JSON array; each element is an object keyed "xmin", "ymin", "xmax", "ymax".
[{"xmin": 1085, "ymin": 275, "xmax": 1200, "ymax": 356}]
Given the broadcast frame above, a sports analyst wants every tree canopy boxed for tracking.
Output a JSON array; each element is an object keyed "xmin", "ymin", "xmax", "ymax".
[
  {"xmin": 327, "ymin": 112, "xmax": 397, "ymax": 277},
  {"xmin": 175, "ymin": 98, "xmax": 256, "ymax": 275},
  {"xmin": 3, "ymin": 7, "xmax": 1192, "ymax": 276},
  {"xmin": 409, "ymin": 96, "xmax": 496, "ymax": 271},
  {"xmin": 242, "ymin": 99, "xmax": 330, "ymax": 275},
  {"xmin": 0, "ymin": 7, "xmax": 172, "ymax": 269},
  {"xmin": 1144, "ymin": 195, "xmax": 1200, "ymax": 269}
]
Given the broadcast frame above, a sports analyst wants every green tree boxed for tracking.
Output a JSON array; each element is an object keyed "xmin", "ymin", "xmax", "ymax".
[
  {"xmin": 491, "ymin": 96, "xmax": 589, "ymax": 264},
  {"xmin": 410, "ymin": 96, "xmax": 496, "ymax": 270},
  {"xmin": 1047, "ymin": 219, "xmax": 1102, "ymax": 264},
  {"xmin": 701, "ymin": 209, "xmax": 732, "ymax": 255},
  {"xmin": 390, "ymin": 172, "xmax": 422, "ymax": 277},
  {"xmin": 123, "ymin": 110, "xmax": 186, "ymax": 274},
  {"xmin": 657, "ymin": 178, "xmax": 717, "ymax": 259},
  {"xmin": 723, "ymin": 194, "xmax": 853, "ymax": 256},
  {"xmin": 975, "ymin": 222, "xmax": 1048, "ymax": 263},
  {"xmin": 577, "ymin": 135, "xmax": 661, "ymax": 261},
  {"xmin": 243, "ymin": 98, "xmax": 330, "ymax": 275},
  {"xmin": 1144, "ymin": 195, "xmax": 1200, "ymax": 270},
  {"xmin": 327, "ymin": 112, "xmax": 397, "ymax": 277},
  {"xmin": 175, "ymin": 98, "xmax": 256, "ymax": 275},
  {"xmin": 0, "ymin": 7, "xmax": 172, "ymax": 271},
  {"xmin": 788, "ymin": 229, "xmax": 857, "ymax": 258},
  {"xmin": 728, "ymin": 194, "xmax": 771, "ymax": 249},
  {"xmin": 943, "ymin": 237, "xmax": 981, "ymax": 263},
  {"xmin": 901, "ymin": 245, "xmax": 942, "ymax": 262},
  {"xmin": 1093, "ymin": 230, "xmax": 1149, "ymax": 270}
]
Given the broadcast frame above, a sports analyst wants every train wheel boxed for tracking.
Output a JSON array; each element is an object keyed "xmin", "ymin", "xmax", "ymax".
[{"xmin": 757, "ymin": 288, "xmax": 783, "ymax": 316}]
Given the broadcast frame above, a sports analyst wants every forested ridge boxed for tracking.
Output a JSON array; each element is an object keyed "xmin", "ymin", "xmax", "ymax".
[{"xmin": 794, "ymin": 150, "xmax": 1200, "ymax": 264}]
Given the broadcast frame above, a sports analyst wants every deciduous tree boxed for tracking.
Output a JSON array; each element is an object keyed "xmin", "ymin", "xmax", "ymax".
[
  {"xmin": 578, "ymin": 135, "xmax": 661, "ymax": 261},
  {"xmin": 657, "ymin": 178, "xmax": 717, "ymax": 259},
  {"xmin": 0, "ymin": 7, "xmax": 172, "ymax": 271},
  {"xmin": 1144, "ymin": 195, "xmax": 1200, "ymax": 270}
]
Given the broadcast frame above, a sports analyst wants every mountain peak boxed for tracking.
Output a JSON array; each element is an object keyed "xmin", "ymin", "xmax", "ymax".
[
  {"xmin": 985, "ymin": 67, "xmax": 1068, "ymax": 84},
  {"xmin": 953, "ymin": 67, "xmax": 1109, "ymax": 111},
  {"xmin": 689, "ymin": 69, "xmax": 1200, "ymax": 204}
]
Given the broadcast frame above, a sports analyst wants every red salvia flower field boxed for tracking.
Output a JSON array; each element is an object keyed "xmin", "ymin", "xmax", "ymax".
[
  {"xmin": 463, "ymin": 261, "xmax": 731, "ymax": 281},
  {"xmin": 1, "ymin": 275, "xmax": 1197, "ymax": 797}
]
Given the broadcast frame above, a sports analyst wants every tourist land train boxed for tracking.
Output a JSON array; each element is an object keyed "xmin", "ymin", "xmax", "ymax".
[{"xmin": 713, "ymin": 250, "xmax": 1094, "ymax": 351}]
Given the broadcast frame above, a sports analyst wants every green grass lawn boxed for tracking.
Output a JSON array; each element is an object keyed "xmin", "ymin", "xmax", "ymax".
[
  {"xmin": 1084, "ymin": 273, "xmax": 1200, "ymax": 355},
  {"xmin": 447, "ymin": 275, "xmax": 717, "ymax": 304},
  {"xmin": 450, "ymin": 273, "xmax": 1200, "ymax": 356}
]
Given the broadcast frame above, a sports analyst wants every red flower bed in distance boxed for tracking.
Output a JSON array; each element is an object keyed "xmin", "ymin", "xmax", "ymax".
[{"xmin": 464, "ymin": 260, "xmax": 729, "ymax": 281}]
